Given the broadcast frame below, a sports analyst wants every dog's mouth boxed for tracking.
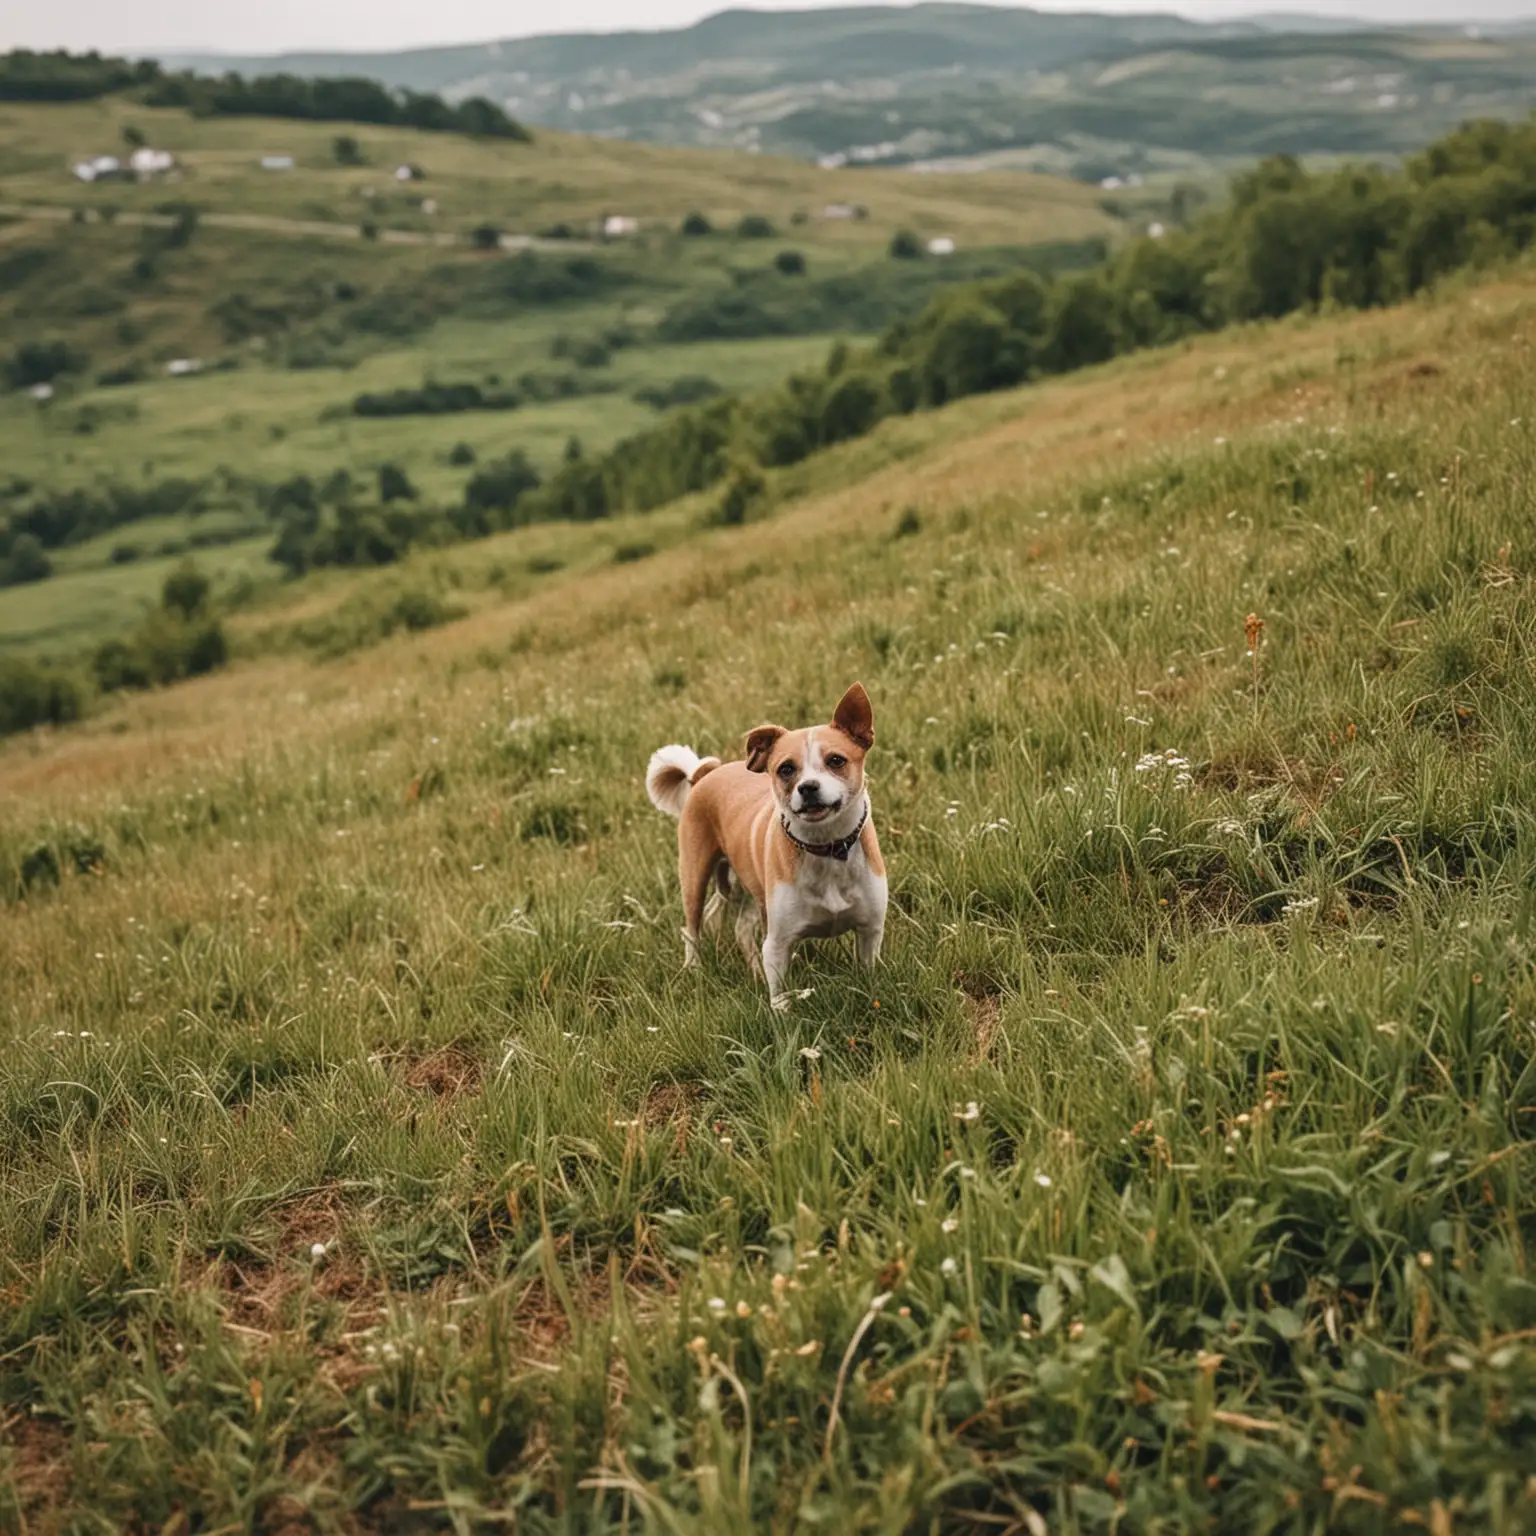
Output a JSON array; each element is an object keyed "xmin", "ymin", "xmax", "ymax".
[{"xmin": 794, "ymin": 802, "xmax": 841, "ymax": 824}]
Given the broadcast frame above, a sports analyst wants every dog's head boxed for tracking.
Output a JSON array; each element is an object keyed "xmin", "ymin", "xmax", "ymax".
[{"xmin": 744, "ymin": 683, "xmax": 874, "ymax": 832}]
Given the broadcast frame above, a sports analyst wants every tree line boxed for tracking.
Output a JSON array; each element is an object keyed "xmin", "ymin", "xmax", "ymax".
[
  {"xmin": 480, "ymin": 114, "xmax": 1536, "ymax": 531},
  {"xmin": 0, "ymin": 48, "xmax": 529, "ymax": 140}
]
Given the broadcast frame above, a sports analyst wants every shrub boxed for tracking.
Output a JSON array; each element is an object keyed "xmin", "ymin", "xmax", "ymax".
[
  {"xmin": 737, "ymin": 214, "xmax": 775, "ymax": 239},
  {"xmin": 612, "ymin": 541, "xmax": 654, "ymax": 564},
  {"xmin": 0, "ymin": 532, "xmax": 51, "ymax": 586},
  {"xmin": 889, "ymin": 229, "xmax": 923, "ymax": 260},
  {"xmin": 918, "ymin": 295, "xmax": 1030, "ymax": 405},
  {"xmin": 0, "ymin": 657, "xmax": 86, "ymax": 737},
  {"xmin": 632, "ymin": 375, "xmax": 723, "ymax": 411},
  {"xmin": 92, "ymin": 610, "xmax": 229, "ymax": 692},
  {"xmin": 284, "ymin": 583, "xmax": 467, "ymax": 657},
  {"xmin": 774, "ymin": 250, "xmax": 807, "ymax": 276},
  {"xmin": 711, "ymin": 458, "xmax": 766, "ymax": 527},
  {"xmin": 161, "ymin": 560, "xmax": 210, "ymax": 618},
  {"xmin": 470, "ymin": 224, "xmax": 503, "ymax": 251},
  {"xmin": 461, "ymin": 451, "xmax": 541, "ymax": 526},
  {"xmin": 333, "ymin": 134, "xmax": 365, "ymax": 165},
  {"xmin": 821, "ymin": 371, "xmax": 885, "ymax": 444},
  {"xmin": 449, "ymin": 441, "xmax": 477, "ymax": 466},
  {"xmin": 351, "ymin": 382, "xmax": 520, "ymax": 417},
  {"xmin": 681, "ymin": 211, "xmax": 713, "ymax": 237},
  {"xmin": 160, "ymin": 202, "xmax": 199, "ymax": 249},
  {"xmin": 6, "ymin": 339, "xmax": 85, "ymax": 389},
  {"xmin": 378, "ymin": 464, "xmax": 417, "ymax": 503}
]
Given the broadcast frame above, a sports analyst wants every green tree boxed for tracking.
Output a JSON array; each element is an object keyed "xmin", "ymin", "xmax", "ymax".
[
  {"xmin": 378, "ymin": 463, "xmax": 417, "ymax": 503},
  {"xmin": 161, "ymin": 561, "xmax": 209, "ymax": 618}
]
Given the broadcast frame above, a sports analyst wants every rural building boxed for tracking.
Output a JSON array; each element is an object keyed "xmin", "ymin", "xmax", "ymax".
[
  {"xmin": 72, "ymin": 155, "xmax": 125, "ymax": 183},
  {"xmin": 129, "ymin": 147, "xmax": 176, "ymax": 177},
  {"xmin": 603, "ymin": 215, "xmax": 639, "ymax": 237},
  {"xmin": 927, "ymin": 236, "xmax": 956, "ymax": 256},
  {"xmin": 260, "ymin": 155, "xmax": 295, "ymax": 171}
]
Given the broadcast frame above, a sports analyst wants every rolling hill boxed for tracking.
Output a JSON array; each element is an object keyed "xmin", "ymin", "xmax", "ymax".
[
  {"xmin": 0, "ymin": 93, "xmax": 1117, "ymax": 657},
  {"xmin": 163, "ymin": 4, "xmax": 1536, "ymax": 180}
]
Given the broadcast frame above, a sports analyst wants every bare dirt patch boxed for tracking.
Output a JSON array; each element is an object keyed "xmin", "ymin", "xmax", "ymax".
[
  {"xmin": 2, "ymin": 1412, "xmax": 73, "ymax": 1528},
  {"xmin": 402, "ymin": 1044, "xmax": 483, "ymax": 1100},
  {"xmin": 642, "ymin": 1080, "xmax": 703, "ymax": 1154}
]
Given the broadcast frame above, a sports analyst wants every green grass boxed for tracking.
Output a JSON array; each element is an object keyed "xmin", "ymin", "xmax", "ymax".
[{"xmin": 2, "ymin": 268, "xmax": 1535, "ymax": 1530}]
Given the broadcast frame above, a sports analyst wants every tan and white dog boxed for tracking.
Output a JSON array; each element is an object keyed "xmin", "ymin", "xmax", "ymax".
[{"xmin": 646, "ymin": 683, "xmax": 887, "ymax": 1009}]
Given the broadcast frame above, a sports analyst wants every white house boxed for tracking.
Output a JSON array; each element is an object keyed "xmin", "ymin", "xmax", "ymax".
[
  {"xmin": 260, "ymin": 155, "xmax": 295, "ymax": 171},
  {"xmin": 166, "ymin": 358, "xmax": 203, "ymax": 377},
  {"xmin": 129, "ymin": 147, "xmax": 176, "ymax": 177},
  {"xmin": 602, "ymin": 215, "xmax": 639, "ymax": 237},
  {"xmin": 28, "ymin": 383, "xmax": 54, "ymax": 402},
  {"xmin": 72, "ymin": 154, "xmax": 123, "ymax": 183},
  {"xmin": 927, "ymin": 236, "xmax": 956, "ymax": 256}
]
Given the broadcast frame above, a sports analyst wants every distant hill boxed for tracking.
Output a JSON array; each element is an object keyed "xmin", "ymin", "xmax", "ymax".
[{"xmin": 161, "ymin": 3, "xmax": 1536, "ymax": 182}]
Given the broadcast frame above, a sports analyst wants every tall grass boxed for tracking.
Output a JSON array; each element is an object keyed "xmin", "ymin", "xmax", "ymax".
[{"xmin": 2, "ymin": 274, "xmax": 1535, "ymax": 1531}]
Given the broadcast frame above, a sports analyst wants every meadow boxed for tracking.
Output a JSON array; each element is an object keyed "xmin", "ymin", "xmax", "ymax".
[{"xmin": 3, "ymin": 253, "xmax": 1535, "ymax": 1529}]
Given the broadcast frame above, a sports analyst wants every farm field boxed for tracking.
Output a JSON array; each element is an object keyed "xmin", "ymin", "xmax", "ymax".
[{"xmin": 3, "ymin": 261, "xmax": 1535, "ymax": 1530}]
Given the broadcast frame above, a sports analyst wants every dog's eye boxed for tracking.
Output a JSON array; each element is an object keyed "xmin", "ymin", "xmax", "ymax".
[
  {"xmin": 777, "ymin": 761, "xmax": 796, "ymax": 780},
  {"xmin": 826, "ymin": 753, "xmax": 847, "ymax": 770}
]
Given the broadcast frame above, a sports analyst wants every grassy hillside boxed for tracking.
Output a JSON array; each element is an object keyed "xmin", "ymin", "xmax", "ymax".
[
  {"xmin": 2, "ymin": 261, "xmax": 1535, "ymax": 1529},
  {"xmin": 0, "ymin": 98, "xmax": 1112, "ymax": 243},
  {"xmin": 166, "ymin": 5, "xmax": 1536, "ymax": 181}
]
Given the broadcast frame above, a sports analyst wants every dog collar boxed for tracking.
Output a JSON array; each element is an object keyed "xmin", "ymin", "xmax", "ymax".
[{"xmin": 780, "ymin": 801, "xmax": 868, "ymax": 862}]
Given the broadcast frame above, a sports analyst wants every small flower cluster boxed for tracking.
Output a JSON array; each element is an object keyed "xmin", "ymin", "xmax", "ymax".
[{"xmin": 1135, "ymin": 749, "xmax": 1194, "ymax": 790}]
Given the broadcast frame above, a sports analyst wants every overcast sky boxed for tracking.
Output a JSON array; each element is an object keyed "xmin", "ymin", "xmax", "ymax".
[{"xmin": 7, "ymin": 0, "xmax": 1536, "ymax": 58}]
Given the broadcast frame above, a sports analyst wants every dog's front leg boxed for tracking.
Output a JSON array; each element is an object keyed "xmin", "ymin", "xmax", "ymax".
[
  {"xmin": 856, "ymin": 916, "xmax": 884, "ymax": 968},
  {"xmin": 763, "ymin": 928, "xmax": 795, "ymax": 1012}
]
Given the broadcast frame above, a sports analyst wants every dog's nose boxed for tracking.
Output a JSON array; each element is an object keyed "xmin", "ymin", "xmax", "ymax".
[{"xmin": 797, "ymin": 779, "xmax": 822, "ymax": 801}]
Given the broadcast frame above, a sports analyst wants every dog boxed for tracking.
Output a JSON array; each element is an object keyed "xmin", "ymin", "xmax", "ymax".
[{"xmin": 646, "ymin": 683, "xmax": 887, "ymax": 1010}]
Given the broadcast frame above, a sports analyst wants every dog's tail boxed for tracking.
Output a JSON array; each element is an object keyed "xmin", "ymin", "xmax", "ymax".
[{"xmin": 646, "ymin": 744, "xmax": 721, "ymax": 818}]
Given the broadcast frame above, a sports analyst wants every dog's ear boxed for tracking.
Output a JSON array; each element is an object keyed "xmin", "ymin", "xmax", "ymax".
[
  {"xmin": 744, "ymin": 724, "xmax": 786, "ymax": 774},
  {"xmin": 832, "ymin": 683, "xmax": 874, "ymax": 750}
]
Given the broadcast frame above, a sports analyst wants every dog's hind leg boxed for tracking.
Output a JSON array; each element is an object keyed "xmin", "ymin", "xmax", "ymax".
[
  {"xmin": 735, "ymin": 901, "xmax": 764, "ymax": 977},
  {"xmin": 679, "ymin": 839, "xmax": 719, "ymax": 970}
]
